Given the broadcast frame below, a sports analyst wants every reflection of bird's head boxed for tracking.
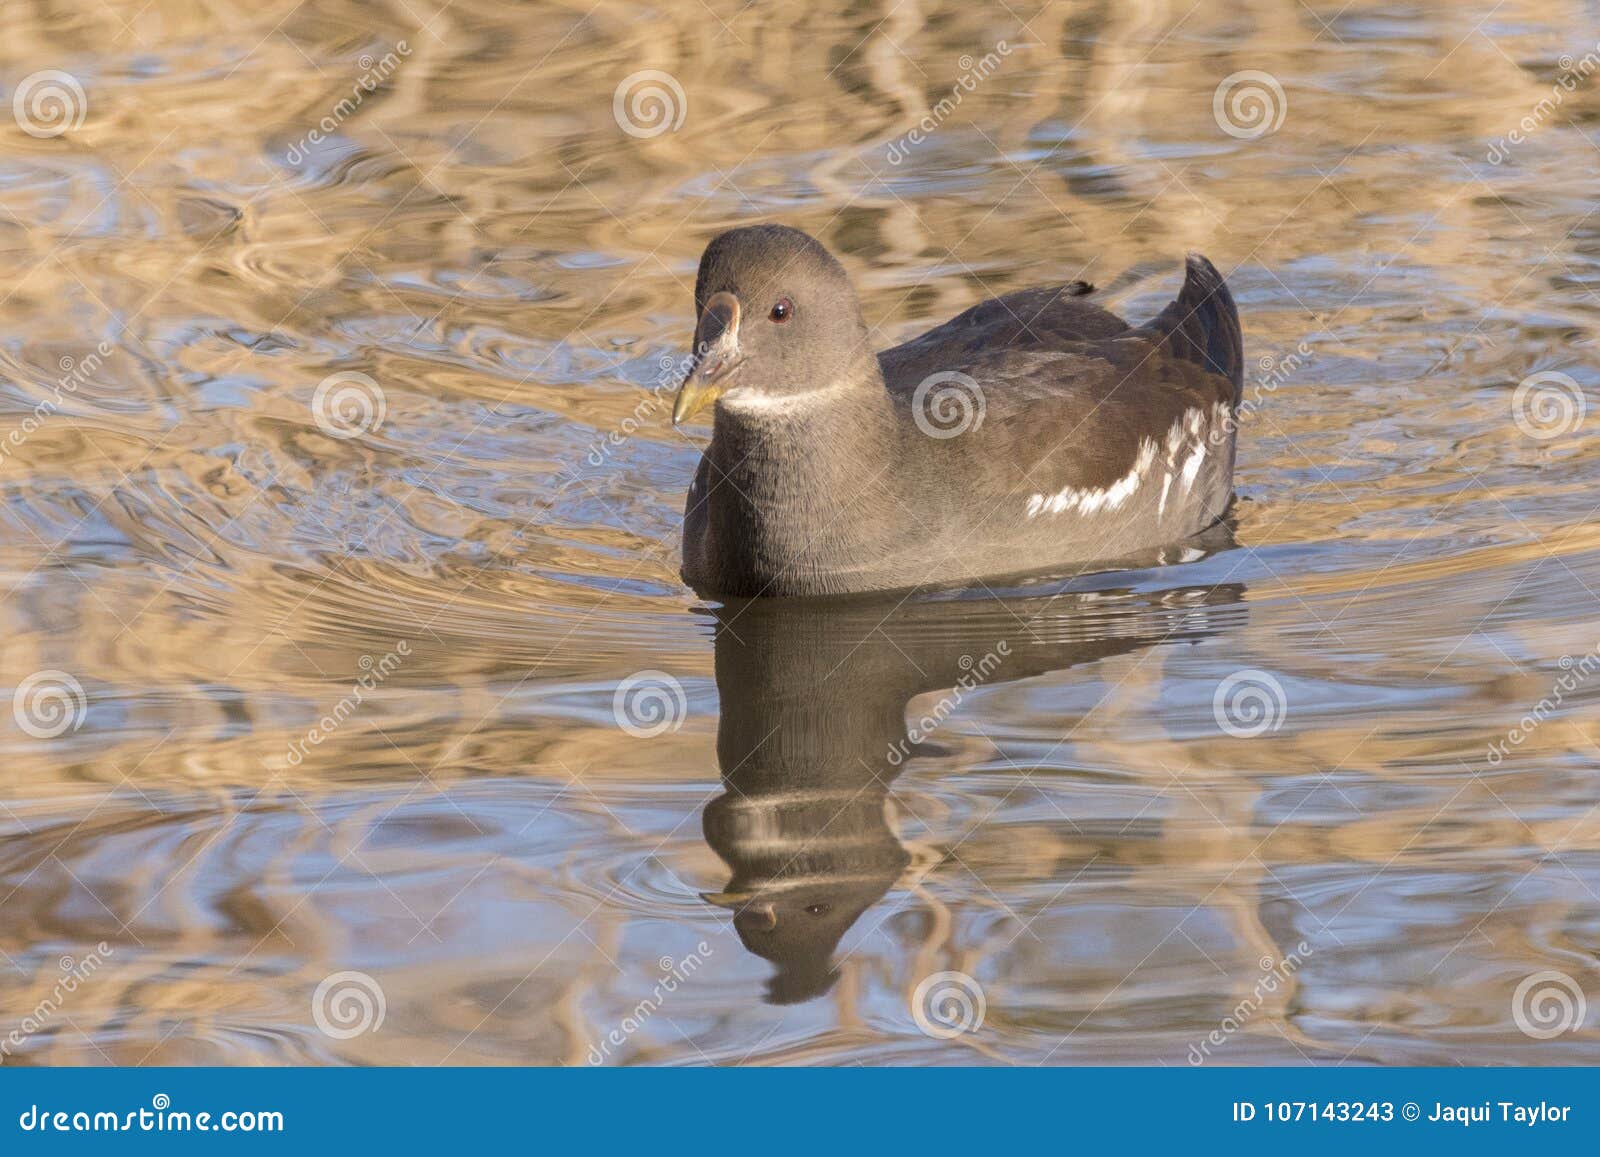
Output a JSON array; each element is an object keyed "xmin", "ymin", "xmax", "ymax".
[
  {"xmin": 703, "ymin": 788, "xmax": 910, "ymax": 1005},
  {"xmin": 703, "ymin": 878, "xmax": 896, "ymax": 1004}
]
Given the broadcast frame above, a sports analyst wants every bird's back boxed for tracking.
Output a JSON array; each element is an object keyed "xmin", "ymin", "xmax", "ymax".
[
  {"xmin": 868, "ymin": 260, "xmax": 1244, "ymax": 582},
  {"xmin": 878, "ymin": 281, "xmax": 1128, "ymax": 386}
]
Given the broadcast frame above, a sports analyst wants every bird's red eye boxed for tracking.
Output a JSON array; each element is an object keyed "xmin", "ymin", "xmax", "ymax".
[{"xmin": 769, "ymin": 298, "xmax": 793, "ymax": 323}]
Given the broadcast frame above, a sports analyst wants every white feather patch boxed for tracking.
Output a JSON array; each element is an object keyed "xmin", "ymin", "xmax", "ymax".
[
  {"xmin": 1028, "ymin": 406, "xmax": 1220, "ymax": 520},
  {"xmin": 719, "ymin": 380, "xmax": 851, "ymax": 415},
  {"xmin": 1027, "ymin": 438, "xmax": 1155, "ymax": 519},
  {"xmin": 1179, "ymin": 443, "xmax": 1206, "ymax": 492}
]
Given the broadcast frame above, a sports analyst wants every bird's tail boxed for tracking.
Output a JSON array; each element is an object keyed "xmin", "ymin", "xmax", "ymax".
[{"xmin": 1143, "ymin": 254, "xmax": 1243, "ymax": 405}]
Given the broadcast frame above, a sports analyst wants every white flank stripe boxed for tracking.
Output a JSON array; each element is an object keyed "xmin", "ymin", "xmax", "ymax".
[{"xmin": 1028, "ymin": 406, "xmax": 1217, "ymax": 520}]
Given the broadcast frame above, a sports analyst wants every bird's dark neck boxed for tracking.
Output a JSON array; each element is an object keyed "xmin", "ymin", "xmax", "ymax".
[{"xmin": 702, "ymin": 365, "xmax": 904, "ymax": 595}]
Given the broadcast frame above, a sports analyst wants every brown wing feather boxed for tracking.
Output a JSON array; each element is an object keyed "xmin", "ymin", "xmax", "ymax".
[
  {"xmin": 879, "ymin": 263, "xmax": 1240, "ymax": 500},
  {"xmin": 886, "ymin": 342, "xmax": 1231, "ymax": 498},
  {"xmin": 879, "ymin": 282, "xmax": 1125, "ymax": 383}
]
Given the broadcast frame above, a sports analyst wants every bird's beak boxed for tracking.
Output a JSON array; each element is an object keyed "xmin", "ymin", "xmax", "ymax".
[
  {"xmin": 700, "ymin": 890, "xmax": 778, "ymax": 929},
  {"xmin": 673, "ymin": 291, "xmax": 742, "ymax": 426}
]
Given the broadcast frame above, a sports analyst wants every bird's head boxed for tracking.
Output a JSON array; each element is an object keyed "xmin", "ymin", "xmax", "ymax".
[{"xmin": 673, "ymin": 224, "xmax": 874, "ymax": 425}]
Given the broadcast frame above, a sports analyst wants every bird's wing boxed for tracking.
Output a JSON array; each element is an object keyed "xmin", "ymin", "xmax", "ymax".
[
  {"xmin": 878, "ymin": 283, "xmax": 1125, "ymax": 385},
  {"xmin": 886, "ymin": 337, "xmax": 1234, "ymax": 498}
]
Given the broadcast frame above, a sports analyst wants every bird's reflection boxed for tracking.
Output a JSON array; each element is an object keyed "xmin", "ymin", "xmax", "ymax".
[{"xmin": 700, "ymin": 529, "xmax": 1247, "ymax": 1003}]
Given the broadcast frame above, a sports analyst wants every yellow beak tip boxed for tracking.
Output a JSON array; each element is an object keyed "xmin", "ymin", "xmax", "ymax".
[{"xmin": 672, "ymin": 383, "xmax": 720, "ymax": 427}]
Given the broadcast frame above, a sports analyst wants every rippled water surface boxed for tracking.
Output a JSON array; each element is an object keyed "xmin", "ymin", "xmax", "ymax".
[{"xmin": 2, "ymin": 0, "xmax": 1599, "ymax": 1065}]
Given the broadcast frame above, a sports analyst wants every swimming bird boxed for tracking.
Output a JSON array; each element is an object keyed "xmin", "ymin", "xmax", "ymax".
[{"xmin": 674, "ymin": 225, "xmax": 1243, "ymax": 597}]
